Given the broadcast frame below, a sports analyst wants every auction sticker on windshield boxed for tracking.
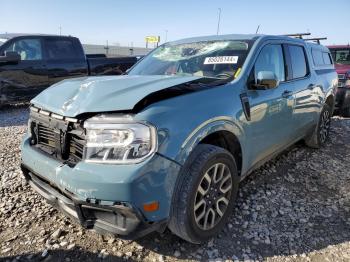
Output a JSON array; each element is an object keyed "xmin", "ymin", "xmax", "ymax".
[{"xmin": 204, "ymin": 56, "xmax": 238, "ymax": 64}]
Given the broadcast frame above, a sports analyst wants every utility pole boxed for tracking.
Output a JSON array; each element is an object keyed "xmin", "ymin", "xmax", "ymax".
[
  {"xmin": 165, "ymin": 30, "xmax": 168, "ymax": 43},
  {"xmin": 104, "ymin": 40, "xmax": 109, "ymax": 56},
  {"xmin": 59, "ymin": 26, "xmax": 62, "ymax": 36},
  {"xmin": 216, "ymin": 8, "xmax": 221, "ymax": 35}
]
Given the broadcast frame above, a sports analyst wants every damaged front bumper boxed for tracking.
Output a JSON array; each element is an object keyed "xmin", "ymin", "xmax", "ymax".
[
  {"xmin": 20, "ymin": 134, "xmax": 182, "ymax": 238},
  {"xmin": 21, "ymin": 164, "xmax": 167, "ymax": 238}
]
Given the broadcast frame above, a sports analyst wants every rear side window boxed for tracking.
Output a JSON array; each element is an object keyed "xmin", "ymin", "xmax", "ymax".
[
  {"xmin": 45, "ymin": 39, "xmax": 82, "ymax": 60},
  {"xmin": 312, "ymin": 49, "xmax": 332, "ymax": 65},
  {"xmin": 312, "ymin": 49, "xmax": 324, "ymax": 65},
  {"xmin": 288, "ymin": 45, "xmax": 308, "ymax": 79},
  {"xmin": 322, "ymin": 52, "xmax": 332, "ymax": 65}
]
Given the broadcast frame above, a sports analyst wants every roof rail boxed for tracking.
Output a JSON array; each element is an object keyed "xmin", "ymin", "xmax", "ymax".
[
  {"xmin": 304, "ymin": 37, "xmax": 327, "ymax": 44},
  {"xmin": 283, "ymin": 33, "xmax": 311, "ymax": 39}
]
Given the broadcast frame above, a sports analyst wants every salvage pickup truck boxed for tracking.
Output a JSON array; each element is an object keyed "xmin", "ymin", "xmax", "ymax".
[
  {"xmin": 0, "ymin": 34, "xmax": 139, "ymax": 106},
  {"xmin": 21, "ymin": 34, "xmax": 337, "ymax": 243}
]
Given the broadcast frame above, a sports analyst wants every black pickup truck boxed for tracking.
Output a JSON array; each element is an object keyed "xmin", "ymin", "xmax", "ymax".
[{"xmin": 0, "ymin": 34, "xmax": 140, "ymax": 105}]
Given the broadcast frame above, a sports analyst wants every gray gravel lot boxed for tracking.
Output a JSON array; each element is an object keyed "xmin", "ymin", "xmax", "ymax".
[{"xmin": 0, "ymin": 105, "xmax": 350, "ymax": 262}]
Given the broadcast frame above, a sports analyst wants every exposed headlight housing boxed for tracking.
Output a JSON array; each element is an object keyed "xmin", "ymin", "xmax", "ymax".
[{"xmin": 83, "ymin": 115, "xmax": 157, "ymax": 164}]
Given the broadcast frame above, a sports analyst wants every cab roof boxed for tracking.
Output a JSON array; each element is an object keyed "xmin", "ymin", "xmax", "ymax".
[
  {"xmin": 0, "ymin": 33, "xmax": 73, "ymax": 40},
  {"xmin": 168, "ymin": 33, "xmax": 307, "ymax": 45}
]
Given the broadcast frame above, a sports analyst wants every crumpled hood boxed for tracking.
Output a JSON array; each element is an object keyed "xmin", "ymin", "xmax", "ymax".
[{"xmin": 31, "ymin": 75, "xmax": 202, "ymax": 117}]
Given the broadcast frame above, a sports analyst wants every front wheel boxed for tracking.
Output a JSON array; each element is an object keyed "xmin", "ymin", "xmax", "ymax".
[
  {"xmin": 305, "ymin": 104, "xmax": 332, "ymax": 148},
  {"xmin": 168, "ymin": 144, "xmax": 239, "ymax": 243}
]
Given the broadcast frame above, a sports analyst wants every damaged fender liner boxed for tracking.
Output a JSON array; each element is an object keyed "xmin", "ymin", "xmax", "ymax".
[
  {"xmin": 20, "ymin": 164, "xmax": 167, "ymax": 239},
  {"xmin": 132, "ymin": 77, "xmax": 230, "ymax": 113}
]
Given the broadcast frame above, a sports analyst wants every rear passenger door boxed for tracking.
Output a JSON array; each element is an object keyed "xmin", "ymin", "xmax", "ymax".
[
  {"xmin": 285, "ymin": 44, "xmax": 316, "ymax": 133},
  {"xmin": 43, "ymin": 37, "xmax": 88, "ymax": 86}
]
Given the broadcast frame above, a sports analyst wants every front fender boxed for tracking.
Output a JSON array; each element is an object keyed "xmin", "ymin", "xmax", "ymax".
[
  {"xmin": 175, "ymin": 116, "xmax": 246, "ymax": 166},
  {"xmin": 133, "ymin": 82, "xmax": 247, "ymax": 170}
]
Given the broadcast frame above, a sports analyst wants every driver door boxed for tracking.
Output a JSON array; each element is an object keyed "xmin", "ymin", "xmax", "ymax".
[
  {"xmin": 0, "ymin": 37, "xmax": 48, "ymax": 102},
  {"xmin": 244, "ymin": 43, "xmax": 295, "ymax": 168}
]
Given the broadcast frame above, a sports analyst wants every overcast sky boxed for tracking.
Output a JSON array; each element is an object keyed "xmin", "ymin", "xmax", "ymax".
[{"xmin": 1, "ymin": 0, "xmax": 349, "ymax": 47}]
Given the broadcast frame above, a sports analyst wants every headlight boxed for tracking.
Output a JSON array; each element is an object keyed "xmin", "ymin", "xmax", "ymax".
[{"xmin": 83, "ymin": 115, "xmax": 157, "ymax": 164}]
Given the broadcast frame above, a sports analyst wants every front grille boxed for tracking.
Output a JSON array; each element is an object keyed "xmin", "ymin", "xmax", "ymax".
[
  {"xmin": 69, "ymin": 135, "xmax": 85, "ymax": 160},
  {"xmin": 35, "ymin": 123, "xmax": 85, "ymax": 162},
  {"xmin": 37, "ymin": 123, "xmax": 57, "ymax": 149},
  {"xmin": 35, "ymin": 123, "xmax": 84, "ymax": 162},
  {"xmin": 30, "ymin": 107, "xmax": 84, "ymax": 163}
]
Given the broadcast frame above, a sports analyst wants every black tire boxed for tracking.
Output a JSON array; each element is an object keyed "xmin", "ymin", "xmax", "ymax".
[
  {"xmin": 342, "ymin": 107, "xmax": 350, "ymax": 118},
  {"xmin": 305, "ymin": 104, "xmax": 332, "ymax": 148},
  {"xmin": 168, "ymin": 144, "xmax": 239, "ymax": 243}
]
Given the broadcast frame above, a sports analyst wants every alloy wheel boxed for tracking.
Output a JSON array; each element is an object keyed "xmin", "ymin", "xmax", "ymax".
[{"xmin": 193, "ymin": 163, "xmax": 233, "ymax": 230}]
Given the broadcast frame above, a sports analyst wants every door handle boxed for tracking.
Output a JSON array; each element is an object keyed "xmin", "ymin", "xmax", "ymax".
[{"xmin": 282, "ymin": 90, "xmax": 293, "ymax": 98}]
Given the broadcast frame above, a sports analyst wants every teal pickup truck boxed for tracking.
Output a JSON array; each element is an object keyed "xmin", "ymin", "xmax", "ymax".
[{"xmin": 21, "ymin": 34, "xmax": 337, "ymax": 243}]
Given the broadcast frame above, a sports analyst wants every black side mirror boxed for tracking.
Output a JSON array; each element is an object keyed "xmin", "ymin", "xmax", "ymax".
[
  {"xmin": 0, "ymin": 51, "xmax": 21, "ymax": 63},
  {"xmin": 251, "ymin": 71, "xmax": 279, "ymax": 90}
]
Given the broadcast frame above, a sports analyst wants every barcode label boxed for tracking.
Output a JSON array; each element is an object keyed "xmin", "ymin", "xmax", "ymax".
[{"xmin": 204, "ymin": 56, "xmax": 238, "ymax": 64}]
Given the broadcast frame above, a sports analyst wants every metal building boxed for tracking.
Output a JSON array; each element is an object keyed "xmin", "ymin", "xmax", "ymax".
[{"xmin": 83, "ymin": 44, "xmax": 152, "ymax": 57}]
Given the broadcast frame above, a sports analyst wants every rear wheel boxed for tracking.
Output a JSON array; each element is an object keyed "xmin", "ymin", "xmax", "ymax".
[
  {"xmin": 305, "ymin": 104, "xmax": 331, "ymax": 148},
  {"xmin": 168, "ymin": 144, "xmax": 239, "ymax": 243}
]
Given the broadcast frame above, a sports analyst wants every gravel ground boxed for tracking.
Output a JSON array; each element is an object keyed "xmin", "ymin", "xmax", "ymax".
[{"xmin": 1, "ymin": 105, "xmax": 350, "ymax": 262}]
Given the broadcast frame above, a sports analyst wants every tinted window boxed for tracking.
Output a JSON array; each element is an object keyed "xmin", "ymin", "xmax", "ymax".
[
  {"xmin": 46, "ymin": 39, "xmax": 81, "ymax": 60},
  {"xmin": 5, "ymin": 38, "xmax": 42, "ymax": 60},
  {"xmin": 312, "ymin": 49, "xmax": 324, "ymax": 65},
  {"xmin": 330, "ymin": 48, "xmax": 350, "ymax": 65},
  {"xmin": 322, "ymin": 52, "xmax": 332, "ymax": 65},
  {"xmin": 254, "ymin": 44, "xmax": 285, "ymax": 82},
  {"xmin": 312, "ymin": 49, "xmax": 332, "ymax": 66},
  {"xmin": 289, "ymin": 45, "xmax": 308, "ymax": 79}
]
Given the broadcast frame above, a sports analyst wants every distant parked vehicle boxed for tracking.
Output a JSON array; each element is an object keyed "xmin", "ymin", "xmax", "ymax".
[
  {"xmin": 328, "ymin": 45, "xmax": 350, "ymax": 116},
  {"xmin": 0, "ymin": 34, "xmax": 140, "ymax": 106},
  {"xmin": 21, "ymin": 33, "xmax": 336, "ymax": 243}
]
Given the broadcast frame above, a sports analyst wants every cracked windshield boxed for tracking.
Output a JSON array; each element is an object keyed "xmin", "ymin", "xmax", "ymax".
[{"xmin": 129, "ymin": 40, "xmax": 251, "ymax": 80}]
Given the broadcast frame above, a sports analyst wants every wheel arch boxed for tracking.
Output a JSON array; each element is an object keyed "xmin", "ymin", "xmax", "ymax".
[
  {"xmin": 199, "ymin": 130, "xmax": 243, "ymax": 176},
  {"xmin": 325, "ymin": 94, "xmax": 335, "ymax": 115},
  {"xmin": 175, "ymin": 117, "xmax": 245, "ymax": 176}
]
